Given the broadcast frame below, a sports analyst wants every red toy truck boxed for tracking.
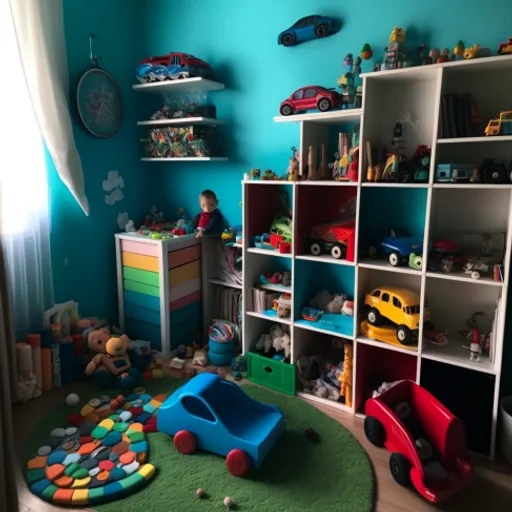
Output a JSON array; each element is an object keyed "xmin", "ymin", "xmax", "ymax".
[{"xmin": 364, "ymin": 380, "xmax": 473, "ymax": 503}]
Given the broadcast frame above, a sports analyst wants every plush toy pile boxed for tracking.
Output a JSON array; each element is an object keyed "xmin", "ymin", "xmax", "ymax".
[
  {"xmin": 25, "ymin": 387, "xmax": 165, "ymax": 506},
  {"xmin": 255, "ymin": 324, "xmax": 291, "ymax": 363}
]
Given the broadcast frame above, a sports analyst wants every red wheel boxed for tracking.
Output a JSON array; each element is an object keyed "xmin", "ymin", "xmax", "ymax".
[
  {"xmin": 174, "ymin": 430, "xmax": 196, "ymax": 454},
  {"xmin": 226, "ymin": 449, "xmax": 251, "ymax": 476}
]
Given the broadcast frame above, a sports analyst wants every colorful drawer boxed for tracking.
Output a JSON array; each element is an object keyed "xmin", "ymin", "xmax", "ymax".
[{"xmin": 115, "ymin": 233, "xmax": 202, "ymax": 355}]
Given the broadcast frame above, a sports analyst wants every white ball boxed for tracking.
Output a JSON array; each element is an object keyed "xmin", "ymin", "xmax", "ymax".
[
  {"xmin": 65, "ymin": 393, "xmax": 80, "ymax": 407},
  {"xmin": 224, "ymin": 496, "xmax": 233, "ymax": 507}
]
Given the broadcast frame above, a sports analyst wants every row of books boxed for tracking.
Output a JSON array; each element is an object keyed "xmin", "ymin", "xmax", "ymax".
[{"xmin": 440, "ymin": 93, "xmax": 480, "ymax": 138}]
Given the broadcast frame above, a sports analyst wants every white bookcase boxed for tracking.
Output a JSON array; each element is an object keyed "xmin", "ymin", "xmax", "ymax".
[{"xmin": 241, "ymin": 55, "xmax": 512, "ymax": 458}]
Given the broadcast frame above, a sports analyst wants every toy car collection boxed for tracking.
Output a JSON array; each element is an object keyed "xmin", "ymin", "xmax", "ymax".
[
  {"xmin": 368, "ymin": 228, "xmax": 423, "ymax": 267},
  {"xmin": 280, "ymin": 86, "xmax": 342, "ymax": 116},
  {"xmin": 364, "ymin": 380, "xmax": 473, "ymax": 503},
  {"xmin": 278, "ymin": 15, "xmax": 338, "ymax": 47},
  {"xmin": 364, "ymin": 287, "xmax": 421, "ymax": 345},
  {"xmin": 136, "ymin": 52, "xmax": 213, "ymax": 83}
]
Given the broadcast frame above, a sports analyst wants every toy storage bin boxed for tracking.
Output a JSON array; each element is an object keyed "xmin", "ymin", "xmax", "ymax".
[
  {"xmin": 500, "ymin": 396, "xmax": 512, "ymax": 464},
  {"xmin": 247, "ymin": 352, "xmax": 295, "ymax": 396}
]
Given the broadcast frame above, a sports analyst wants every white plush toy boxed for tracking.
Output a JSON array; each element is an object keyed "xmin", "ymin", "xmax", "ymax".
[
  {"xmin": 269, "ymin": 324, "xmax": 284, "ymax": 339},
  {"xmin": 324, "ymin": 293, "xmax": 348, "ymax": 313},
  {"xmin": 272, "ymin": 332, "xmax": 291, "ymax": 358},
  {"xmin": 309, "ymin": 290, "xmax": 333, "ymax": 311},
  {"xmin": 256, "ymin": 333, "xmax": 272, "ymax": 353},
  {"xmin": 341, "ymin": 300, "xmax": 354, "ymax": 316}
]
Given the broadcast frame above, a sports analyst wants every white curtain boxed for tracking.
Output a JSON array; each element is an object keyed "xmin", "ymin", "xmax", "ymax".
[{"xmin": 9, "ymin": 0, "xmax": 90, "ymax": 216}]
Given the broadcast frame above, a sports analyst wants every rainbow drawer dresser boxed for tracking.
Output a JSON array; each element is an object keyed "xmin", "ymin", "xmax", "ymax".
[{"xmin": 115, "ymin": 233, "xmax": 201, "ymax": 356}]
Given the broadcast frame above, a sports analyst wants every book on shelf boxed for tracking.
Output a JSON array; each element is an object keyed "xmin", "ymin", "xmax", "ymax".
[
  {"xmin": 440, "ymin": 93, "xmax": 477, "ymax": 138},
  {"xmin": 250, "ymin": 288, "xmax": 280, "ymax": 314}
]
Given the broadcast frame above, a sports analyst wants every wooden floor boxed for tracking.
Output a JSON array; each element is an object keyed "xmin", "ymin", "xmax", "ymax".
[{"xmin": 12, "ymin": 376, "xmax": 512, "ymax": 512}]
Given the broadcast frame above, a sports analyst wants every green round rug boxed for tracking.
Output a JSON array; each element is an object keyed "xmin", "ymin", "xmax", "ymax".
[{"xmin": 23, "ymin": 379, "xmax": 374, "ymax": 512}]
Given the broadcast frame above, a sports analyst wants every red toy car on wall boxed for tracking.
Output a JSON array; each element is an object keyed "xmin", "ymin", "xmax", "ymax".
[
  {"xmin": 364, "ymin": 380, "xmax": 473, "ymax": 503},
  {"xmin": 280, "ymin": 86, "xmax": 342, "ymax": 116}
]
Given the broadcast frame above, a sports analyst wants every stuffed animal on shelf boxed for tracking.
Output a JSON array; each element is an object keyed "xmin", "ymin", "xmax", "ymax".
[
  {"xmin": 309, "ymin": 290, "xmax": 333, "ymax": 311},
  {"xmin": 341, "ymin": 300, "xmax": 354, "ymax": 316},
  {"xmin": 85, "ymin": 333, "xmax": 140, "ymax": 390},
  {"xmin": 324, "ymin": 293, "xmax": 348, "ymax": 313},
  {"xmin": 339, "ymin": 344, "xmax": 353, "ymax": 407},
  {"xmin": 272, "ymin": 331, "xmax": 291, "ymax": 359},
  {"xmin": 256, "ymin": 333, "xmax": 272, "ymax": 354}
]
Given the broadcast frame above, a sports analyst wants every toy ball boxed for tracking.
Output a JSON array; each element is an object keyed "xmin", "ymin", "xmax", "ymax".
[
  {"xmin": 224, "ymin": 496, "xmax": 233, "ymax": 507},
  {"xmin": 65, "ymin": 393, "xmax": 80, "ymax": 407},
  {"xmin": 196, "ymin": 488, "xmax": 204, "ymax": 498}
]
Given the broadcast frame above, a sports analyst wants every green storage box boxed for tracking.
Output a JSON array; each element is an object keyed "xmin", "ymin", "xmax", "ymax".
[{"xmin": 247, "ymin": 352, "xmax": 296, "ymax": 396}]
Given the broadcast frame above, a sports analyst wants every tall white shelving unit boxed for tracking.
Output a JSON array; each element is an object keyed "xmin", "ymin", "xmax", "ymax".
[{"xmin": 242, "ymin": 55, "xmax": 512, "ymax": 459}]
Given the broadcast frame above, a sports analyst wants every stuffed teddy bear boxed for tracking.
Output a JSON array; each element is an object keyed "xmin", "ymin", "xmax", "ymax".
[{"xmin": 85, "ymin": 334, "xmax": 140, "ymax": 390}]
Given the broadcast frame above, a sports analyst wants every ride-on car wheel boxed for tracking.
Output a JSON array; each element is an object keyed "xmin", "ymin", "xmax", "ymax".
[
  {"xmin": 174, "ymin": 430, "xmax": 197, "ymax": 454},
  {"xmin": 309, "ymin": 242, "xmax": 322, "ymax": 256},
  {"xmin": 364, "ymin": 416, "xmax": 385, "ymax": 447},
  {"xmin": 317, "ymin": 98, "xmax": 332, "ymax": 112},
  {"xmin": 331, "ymin": 244, "xmax": 344, "ymax": 259},
  {"xmin": 314, "ymin": 23, "xmax": 328, "ymax": 37},
  {"xmin": 226, "ymin": 449, "xmax": 251, "ymax": 476},
  {"xmin": 367, "ymin": 307, "xmax": 382, "ymax": 326},
  {"xmin": 388, "ymin": 251, "xmax": 401, "ymax": 266},
  {"xmin": 281, "ymin": 33, "xmax": 295, "ymax": 46},
  {"xmin": 396, "ymin": 325, "xmax": 413, "ymax": 345},
  {"xmin": 389, "ymin": 452, "xmax": 411, "ymax": 486},
  {"xmin": 280, "ymin": 104, "xmax": 293, "ymax": 116}
]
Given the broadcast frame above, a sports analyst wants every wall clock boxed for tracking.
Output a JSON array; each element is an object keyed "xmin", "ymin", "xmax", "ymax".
[{"xmin": 76, "ymin": 34, "xmax": 123, "ymax": 138}]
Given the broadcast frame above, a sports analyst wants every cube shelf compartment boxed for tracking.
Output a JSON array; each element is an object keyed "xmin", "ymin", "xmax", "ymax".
[{"xmin": 239, "ymin": 55, "xmax": 512, "ymax": 458}]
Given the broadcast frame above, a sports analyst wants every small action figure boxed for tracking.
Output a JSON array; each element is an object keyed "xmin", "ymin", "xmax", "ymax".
[{"xmin": 193, "ymin": 189, "xmax": 223, "ymax": 239}]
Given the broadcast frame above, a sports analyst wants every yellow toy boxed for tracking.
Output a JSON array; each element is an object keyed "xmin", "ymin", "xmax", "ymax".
[
  {"xmin": 339, "ymin": 344, "xmax": 353, "ymax": 407},
  {"xmin": 382, "ymin": 153, "xmax": 400, "ymax": 181},
  {"xmin": 485, "ymin": 111, "xmax": 512, "ymax": 136},
  {"xmin": 364, "ymin": 286, "xmax": 422, "ymax": 345},
  {"xmin": 463, "ymin": 44, "xmax": 479, "ymax": 59},
  {"xmin": 85, "ymin": 334, "xmax": 140, "ymax": 389},
  {"xmin": 389, "ymin": 26, "xmax": 405, "ymax": 44}
]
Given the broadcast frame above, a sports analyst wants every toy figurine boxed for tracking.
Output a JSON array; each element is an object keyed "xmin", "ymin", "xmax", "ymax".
[
  {"xmin": 193, "ymin": 189, "xmax": 223, "ymax": 239},
  {"xmin": 338, "ymin": 53, "xmax": 362, "ymax": 109},
  {"xmin": 437, "ymin": 48, "xmax": 450, "ymax": 63},
  {"xmin": 463, "ymin": 44, "xmax": 479, "ymax": 59},
  {"xmin": 346, "ymin": 147, "xmax": 359, "ymax": 182},
  {"xmin": 338, "ymin": 344, "xmax": 353, "ymax": 407},
  {"xmin": 380, "ymin": 27, "xmax": 407, "ymax": 70},
  {"xmin": 361, "ymin": 43, "xmax": 373, "ymax": 60},
  {"xmin": 414, "ymin": 145, "xmax": 431, "ymax": 182},
  {"xmin": 498, "ymin": 37, "xmax": 512, "ymax": 55},
  {"xmin": 453, "ymin": 40, "xmax": 465, "ymax": 60},
  {"xmin": 429, "ymin": 48, "xmax": 441, "ymax": 63},
  {"xmin": 249, "ymin": 168, "xmax": 261, "ymax": 180},
  {"xmin": 287, "ymin": 146, "xmax": 299, "ymax": 181},
  {"xmin": 262, "ymin": 169, "xmax": 278, "ymax": 180}
]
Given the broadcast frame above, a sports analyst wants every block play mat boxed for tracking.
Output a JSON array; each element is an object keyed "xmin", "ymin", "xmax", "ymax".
[{"xmin": 24, "ymin": 387, "xmax": 165, "ymax": 506}]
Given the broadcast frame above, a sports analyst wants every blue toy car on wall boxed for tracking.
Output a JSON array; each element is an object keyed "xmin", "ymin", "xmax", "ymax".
[
  {"xmin": 368, "ymin": 228, "xmax": 423, "ymax": 267},
  {"xmin": 157, "ymin": 373, "xmax": 285, "ymax": 476},
  {"xmin": 278, "ymin": 15, "xmax": 339, "ymax": 47}
]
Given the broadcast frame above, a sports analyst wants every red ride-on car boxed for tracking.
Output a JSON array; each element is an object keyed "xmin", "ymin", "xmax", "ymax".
[
  {"xmin": 364, "ymin": 380, "xmax": 473, "ymax": 503},
  {"xmin": 280, "ymin": 86, "xmax": 342, "ymax": 116}
]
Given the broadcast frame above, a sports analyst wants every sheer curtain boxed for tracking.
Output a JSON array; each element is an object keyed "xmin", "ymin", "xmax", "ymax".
[{"xmin": 0, "ymin": 0, "xmax": 54, "ymax": 341}]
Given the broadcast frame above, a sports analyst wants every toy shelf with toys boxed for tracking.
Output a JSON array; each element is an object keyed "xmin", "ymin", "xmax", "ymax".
[{"xmin": 240, "ymin": 53, "xmax": 512, "ymax": 459}]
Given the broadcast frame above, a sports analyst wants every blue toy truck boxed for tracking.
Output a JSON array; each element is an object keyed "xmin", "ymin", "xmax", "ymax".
[
  {"xmin": 157, "ymin": 373, "xmax": 285, "ymax": 476},
  {"xmin": 368, "ymin": 228, "xmax": 423, "ymax": 267}
]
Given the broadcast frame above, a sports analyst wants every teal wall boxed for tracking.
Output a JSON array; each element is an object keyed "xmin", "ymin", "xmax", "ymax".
[
  {"xmin": 142, "ymin": 0, "xmax": 512, "ymax": 225},
  {"xmin": 49, "ymin": 0, "xmax": 149, "ymax": 320}
]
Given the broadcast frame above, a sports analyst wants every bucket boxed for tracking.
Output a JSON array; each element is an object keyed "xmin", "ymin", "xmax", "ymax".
[{"xmin": 500, "ymin": 396, "xmax": 512, "ymax": 464}]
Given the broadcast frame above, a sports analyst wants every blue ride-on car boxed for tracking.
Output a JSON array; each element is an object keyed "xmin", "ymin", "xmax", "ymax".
[
  {"xmin": 368, "ymin": 228, "xmax": 423, "ymax": 267},
  {"xmin": 157, "ymin": 373, "xmax": 285, "ymax": 476},
  {"xmin": 278, "ymin": 15, "xmax": 338, "ymax": 47}
]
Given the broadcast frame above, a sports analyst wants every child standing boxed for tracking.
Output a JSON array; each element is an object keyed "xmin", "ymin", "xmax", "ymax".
[{"xmin": 193, "ymin": 189, "xmax": 223, "ymax": 238}]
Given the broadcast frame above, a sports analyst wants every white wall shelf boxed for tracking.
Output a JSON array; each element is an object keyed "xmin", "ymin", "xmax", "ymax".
[
  {"xmin": 141, "ymin": 157, "xmax": 228, "ymax": 162},
  {"xmin": 247, "ymin": 248, "xmax": 292, "ymax": 258},
  {"xmin": 273, "ymin": 108, "xmax": 363, "ymax": 124},
  {"xmin": 246, "ymin": 310, "xmax": 291, "ymax": 325},
  {"xmin": 137, "ymin": 117, "xmax": 223, "ymax": 127},
  {"xmin": 437, "ymin": 135, "xmax": 512, "ymax": 144},
  {"xmin": 240, "ymin": 55, "xmax": 511, "ymax": 459},
  {"xmin": 133, "ymin": 77, "xmax": 225, "ymax": 94}
]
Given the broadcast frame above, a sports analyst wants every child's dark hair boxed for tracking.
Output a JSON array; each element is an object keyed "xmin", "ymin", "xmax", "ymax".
[{"xmin": 200, "ymin": 189, "xmax": 217, "ymax": 201}]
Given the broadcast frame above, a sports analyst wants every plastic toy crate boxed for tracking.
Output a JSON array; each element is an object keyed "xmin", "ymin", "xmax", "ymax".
[{"xmin": 247, "ymin": 352, "xmax": 296, "ymax": 396}]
